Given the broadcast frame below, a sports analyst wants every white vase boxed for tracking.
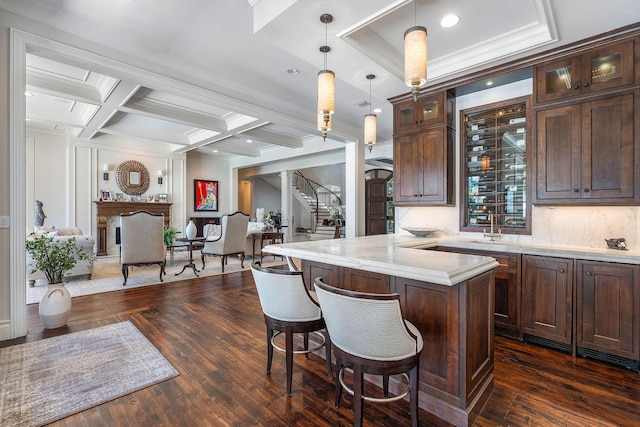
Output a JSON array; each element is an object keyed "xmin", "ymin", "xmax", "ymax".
[
  {"xmin": 39, "ymin": 283, "xmax": 72, "ymax": 329},
  {"xmin": 186, "ymin": 220, "xmax": 197, "ymax": 240}
]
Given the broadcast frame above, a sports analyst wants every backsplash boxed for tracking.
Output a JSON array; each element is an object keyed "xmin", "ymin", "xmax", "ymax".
[{"xmin": 396, "ymin": 205, "xmax": 640, "ymax": 251}]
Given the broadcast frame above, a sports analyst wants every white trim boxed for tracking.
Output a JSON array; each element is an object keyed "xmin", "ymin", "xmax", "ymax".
[{"xmin": 9, "ymin": 28, "xmax": 28, "ymax": 338}]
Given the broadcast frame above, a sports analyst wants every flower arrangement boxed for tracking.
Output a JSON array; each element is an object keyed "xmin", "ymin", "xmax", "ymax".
[
  {"xmin": 26, "ymin": 233, "xmax": 95, "ymax": 284},
  {"xmin": 329, "ymin": 205, "xmax": 345, "ymax": 221}
]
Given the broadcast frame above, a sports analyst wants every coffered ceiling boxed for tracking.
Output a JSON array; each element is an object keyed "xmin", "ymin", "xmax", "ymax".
[{"xmin": 4, "ymin": 0, "xmax": 639, "ymax": 162}]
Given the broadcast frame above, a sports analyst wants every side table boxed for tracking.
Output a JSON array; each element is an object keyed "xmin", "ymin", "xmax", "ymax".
[
  {"xmin": 174, "ymin": 237, "xmax": 206, "ymax": 276},
  {"xmin": 252, "ymin": 231, "xmax": 284, "ymax": 264}
]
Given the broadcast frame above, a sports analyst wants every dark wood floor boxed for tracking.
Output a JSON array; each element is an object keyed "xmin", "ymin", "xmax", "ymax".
[{"xmin": 4, "ymin": 270, "xmax": 640, "ymax": 426}]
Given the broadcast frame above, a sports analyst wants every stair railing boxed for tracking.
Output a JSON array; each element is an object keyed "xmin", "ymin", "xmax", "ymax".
[{"xmin": 292, "ymin": 171, "xmax": 342, "ymax": 232}]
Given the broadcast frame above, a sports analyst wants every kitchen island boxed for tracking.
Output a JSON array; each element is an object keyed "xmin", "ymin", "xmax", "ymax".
[{"xmin": 264, "ymin": 234, "xmax": 499, "ymax": 427}]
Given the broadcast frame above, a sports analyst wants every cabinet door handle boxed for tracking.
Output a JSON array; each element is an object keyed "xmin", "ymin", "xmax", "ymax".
[
  {"xmin": 583, "ymin": 82, "xmax": 590, "ymax": 87},
  {"xmin": 574, "ymin": 188, "xmax": 579, "ymax": 192},
  {"xmin": 583, "ymin": 188, "xmax": 590, "ymax": 193},
  {"xmin": 574, "ymin": 84, "xmax": 580, "ymax": 89},
  {"xmin": 586, "ymin": 272, "xmax": 593, "ymax": 276},
  {"xmin": 559, "ymin": 269, "xmax": 565, "ymax": 273}
]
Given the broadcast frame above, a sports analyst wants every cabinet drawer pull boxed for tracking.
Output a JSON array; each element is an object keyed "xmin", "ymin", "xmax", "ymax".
[
  {"xmin": 574, "ymin": 188, "xmax": 579, "ymax": 192},
  {"xmin": 559, "ymin": 269, "xmax": 565, "ymax": 273},
  {"xmin": 583, "ymin": 82, "xmax": 590, "ymax": 87},
  {"xmin": 574, "ymin": 84, "xmax": 580, "ymax": 89},
  {"xmin": 583, "ymin": 188, "xmax": 590, "ymax": 193},
  {"xmin": 586, "ymin": 271, "xmax": 593, "ymax": 276}
]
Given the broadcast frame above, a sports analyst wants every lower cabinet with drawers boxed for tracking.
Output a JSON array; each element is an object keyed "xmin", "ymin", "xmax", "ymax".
[{"xmin": 432, "ymin": 246, "xmax": 640, "ymax": 370}]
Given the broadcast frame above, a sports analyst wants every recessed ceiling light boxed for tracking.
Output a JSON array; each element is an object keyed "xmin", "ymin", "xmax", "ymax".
[
  {"xmin": 287, "ymin": 68, "xmax": 300, "ymax": 75},
  {"xmin": 25, "ymin": 91, "xmax": 33, "ymax": 97},
  {"xmin": 246, "ymin": 139, "xmax": 253, "ymax": 143},
  {"xmin": 440, "ymin": 14, "xmax": 460, "ymax": 28},
  {"xmin": 486, "ymin": 81, "xmax": 494, "ymax": 86},
  {"xmin": 213, "ymin": 150, "xmax": 219, "ymax": 153},
  {"xmin": 373, "ymin": 108, "xmax": 382, "ymax": 114}
]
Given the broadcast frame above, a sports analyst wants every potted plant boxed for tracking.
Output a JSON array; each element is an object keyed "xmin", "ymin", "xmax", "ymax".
[
  {"xmin": 163, "ymin": 225, "xmax": 180, "ymax": 246},
  {"xmin": 26, "ymin": 232, "xmax": 95, "ymax": 329}
]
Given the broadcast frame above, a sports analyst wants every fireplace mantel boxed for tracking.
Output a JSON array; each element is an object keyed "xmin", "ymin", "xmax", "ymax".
[{"xmin": 94, "ymin": 201, "xmax": 172, "ymax": 256}]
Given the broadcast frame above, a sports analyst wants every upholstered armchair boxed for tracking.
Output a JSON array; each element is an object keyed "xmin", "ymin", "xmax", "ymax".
[
  {"xmin": 201, "ymin": 211, "xmax": 249, "ymax": 272},
  {"xmin": 120, "ymin": 210, "xmax": 166, "ymax": 286}
]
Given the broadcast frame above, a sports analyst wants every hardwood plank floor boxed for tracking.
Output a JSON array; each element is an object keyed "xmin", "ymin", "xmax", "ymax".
[{"xmin": 4, "ymin": 270, "xmax": 640, "ymax": 426}]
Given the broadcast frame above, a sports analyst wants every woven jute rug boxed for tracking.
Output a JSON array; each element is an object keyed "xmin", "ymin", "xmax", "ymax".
[
  {"xmin": 27, "ymin": 254, "xmax": 285, "ymax": 304},
  {"xmin": 0, "ymin": 321, "xmax": 179, "ymax": 427}
]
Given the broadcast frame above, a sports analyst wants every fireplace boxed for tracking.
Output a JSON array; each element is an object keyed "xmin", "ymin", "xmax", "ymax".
[{"xmin": 94, "ymin": 201, "xmax": 172, "ymax": 256}]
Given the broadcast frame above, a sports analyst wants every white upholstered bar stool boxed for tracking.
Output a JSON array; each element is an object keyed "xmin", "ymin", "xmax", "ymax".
[
  {"xmin": 314, "ymin": 278, "xmax": 423, "ymax": 427},
  {"xmin": 250, "ymin": 262, "xmax": 333, "ymax": 395}
]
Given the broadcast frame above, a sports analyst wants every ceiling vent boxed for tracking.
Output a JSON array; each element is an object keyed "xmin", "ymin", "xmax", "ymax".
[{"xmin": 354, "ymin": 99, "xmax": 371, "ymax": 108}]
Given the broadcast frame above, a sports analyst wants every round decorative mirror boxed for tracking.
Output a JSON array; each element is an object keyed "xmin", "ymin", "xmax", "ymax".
[{"xmin": 115, "ymin": 160, "xmax": 150, "ymax": 195}]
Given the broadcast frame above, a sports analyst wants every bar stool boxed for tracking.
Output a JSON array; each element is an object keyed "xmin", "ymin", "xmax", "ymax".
[
  {"xmin": 251, "ymin": 262, "xmax": 333, "ymax": 395},
  {"xmin": 314, "ymin": 278, "xmax": 423, "ymax": 427}
]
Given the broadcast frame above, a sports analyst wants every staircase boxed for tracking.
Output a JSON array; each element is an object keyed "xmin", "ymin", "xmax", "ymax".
[{"xmin": 292, "ymin": 171, "xmax": 342, "ymax": 240}]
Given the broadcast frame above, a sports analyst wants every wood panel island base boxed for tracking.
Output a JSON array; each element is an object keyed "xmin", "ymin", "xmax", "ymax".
[{"xmin": 263, "ymin": 235, "xmax": 499, "ymax": 426}]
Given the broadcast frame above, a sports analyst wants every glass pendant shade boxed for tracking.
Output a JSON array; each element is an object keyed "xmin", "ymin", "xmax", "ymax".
[
  {"xmin": 318, "ymin": 69, "xmax": 335, "ymax": 125},
  {"xmin": 364, "ymin": 113, "xmax": 377, "ymax": 152},
  {"xmin": 404, "ymin": 26, "xmax": 428, "ymax": 100}
]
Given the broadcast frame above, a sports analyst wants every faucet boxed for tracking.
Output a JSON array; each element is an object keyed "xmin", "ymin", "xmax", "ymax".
[{"xmin": 483, "ymin": 213, "xmax": 502, "ymax": 241}]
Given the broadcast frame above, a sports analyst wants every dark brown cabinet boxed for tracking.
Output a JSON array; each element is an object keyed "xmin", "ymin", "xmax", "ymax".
[
  {"xmin": 522, "ymin": 255, "xmax": 574, "ymax": 346},
  {"xmin": 391, "ymin": 90, "xmax": 455, "ymax": 207},
  {"xmin": 393, "ymin": 127, "xmax": 455, "ymax": 205},
  {"xmin": 393, "ymin": 92, "xmax": 452, "ymax": 134},
  {"xmin": 437, "ymin": 246, "xmax": 521, "ymax": 339},
  {"xmin": 534, "ymin": 92, "xmax": 637, "ymax": 204},
  {"xmin": 535, "ymin": 38, "xmax": 637, "ymax": 104},
  {"xmin": 576, "ymin": 260, "xmax": 640, "ymax": 363}
]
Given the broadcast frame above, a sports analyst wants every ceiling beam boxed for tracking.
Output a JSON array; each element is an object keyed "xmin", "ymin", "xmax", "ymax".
[
  {"xmin": 78, "ymin": 81, "xmax": 141, "ymax": 139},
  {"xmin": 26, "ymin": 70, "xmax": 103, "ymax": 105},
  {"xmin": 120, "ymin": 98, "xmax": 229, "ymax": 132},
  {"xmin": 206, "ymin": 139, "xmax": 262, "ymax": 157},
  {"xmin": 98, "ymin": 122, "xmax": 190, "ymax": 145},
  {"xmin": 239, "ymin": 127, "xmax": 303, "ymax": 148}
]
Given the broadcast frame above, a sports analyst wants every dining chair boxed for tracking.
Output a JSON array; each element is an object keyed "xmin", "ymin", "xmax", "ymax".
[
  {"xmin": 120, "ymin": 210, "xmax": 166, "ymax": 286},
  {"xmin": 201, "ymin": 211, "xmax": 249, "ymax": 272}
]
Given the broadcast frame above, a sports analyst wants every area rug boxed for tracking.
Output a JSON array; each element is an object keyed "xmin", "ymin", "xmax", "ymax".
[
  {"xmin": 0, "ymin": 321, "xmax": 178, "ymax": 427},
  {"xmin": 27, "ymin": 254, "xmax": 284, "ymax": 304}
]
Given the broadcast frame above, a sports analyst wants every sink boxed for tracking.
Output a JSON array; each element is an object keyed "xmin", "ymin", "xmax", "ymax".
[{"xmin": 465, "ymin": 240, "xmax": 519, "ymax": 246}]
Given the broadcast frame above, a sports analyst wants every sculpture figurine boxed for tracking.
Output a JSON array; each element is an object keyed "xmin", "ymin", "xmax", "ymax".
[
  {"xmin": 34, "ymin": 200, "xmax": 47, "ymax": 227},
  {"xmin": 605, "ymin": 238, "xmax": 628, "ymax": 251}
]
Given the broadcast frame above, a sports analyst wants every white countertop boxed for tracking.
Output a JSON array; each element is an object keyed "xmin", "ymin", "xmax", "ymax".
[
  {"xmin": 264, "ymin": 234, "xmax": 640, "ymax": 285},
  {"xmin": 263, "ymin": 234, "xmax": 499, "ymax": 286},
  {"xmin": 428, "ymin": 237, "xmax": 640, "ymax": 264}
]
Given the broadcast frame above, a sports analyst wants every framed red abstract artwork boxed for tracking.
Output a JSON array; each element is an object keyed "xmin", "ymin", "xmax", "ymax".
[{"xmin": 194, "ymin": 179, "xmax": 218, "ymax": 211}]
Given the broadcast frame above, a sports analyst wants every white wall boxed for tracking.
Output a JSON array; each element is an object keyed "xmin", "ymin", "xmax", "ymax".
[
  {"xmin": 252, "ymin": 178, "xmax": 281, "ymax": 219},
  {"xmin": 396, "ymin": 80, "xmax": 640, "ymax": 249}
]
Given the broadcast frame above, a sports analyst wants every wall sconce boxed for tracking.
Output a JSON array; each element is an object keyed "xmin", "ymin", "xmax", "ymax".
[
  {"xmin": 157, "ymin": 170, "xmax": 163, "ymax": 185},
  {"xmin": 103, "ymin": 164, "xmax": 109, "ymax": 181}
]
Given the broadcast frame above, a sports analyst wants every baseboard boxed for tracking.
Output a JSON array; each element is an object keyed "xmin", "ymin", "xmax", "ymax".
[{"xmin": 0, "ymin": 319, "xmax": 13, "ymax": 341}]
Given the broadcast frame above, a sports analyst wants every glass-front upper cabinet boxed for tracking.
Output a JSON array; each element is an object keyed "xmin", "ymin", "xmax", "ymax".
[
  {"xmin": 460, "ymin": 97, "xmax": 531, "ymax": 235},
  {"xmin": 393, "ymin": 92, "xmax": 449, "ymax": 133},
  {"xmin": 535, "ymin": 38, "xmax": 635, "ymax": 104}
]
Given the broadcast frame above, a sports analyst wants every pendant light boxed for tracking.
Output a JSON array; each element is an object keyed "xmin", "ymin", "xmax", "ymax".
[
  {"xmin": 318, "ymin": 112, "xmax": 332, "ymax": 141},
  {"xmin": 404, "ymin": 2, "xmax": 427, "ymax": 102},
  {"xmin": 364, "ymin": 74, "xmax": 377, "ymax": 153},
  {"xmin": 318, "ymin": 14, "xmax": 335, "ymax": 128}
]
